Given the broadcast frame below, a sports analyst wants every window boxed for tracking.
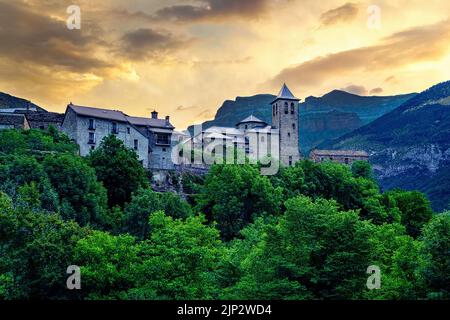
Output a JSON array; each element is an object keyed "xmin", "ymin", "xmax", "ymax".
[
  {"xmin": 127, "ymin": 127, "xmax": 131, "ymax": 134},
  {"xmin": 39, "ymin": 126, "xmax": 45, "ymax": 130},
  {"xmin": 284, "ymin": 102, "xmax": 288, "ymax": 114},
  {"xmin": 134, "ymin": 139, "xmax": 138, "ymax": 150},
  {"xmin": 273, "ymin": 105, "xmax": 275, "ymax": 116},
  {"xmin": 261, "ymin": 136, "xmax": 265, "ymax": 142},
  {"xmin": 156, "ymin": 134, "xmax": 170, "ymax": 145},
  {"xmin": 289, "ymin": 156, "xmax": 293, "ymax": 166},
  {"xmin": 88, "ymin": 118, "xmax": 95, "ymax": 130},
  {"xmin": 112, "ymin": 122, "xmax": 118, "ymax": 134},
  {"xmin": 290, "ymin": 103, "xmax": 295, "ymax": 114},
  {"xmin": 345, "ymin": 158, "xmax": 349, "ymax": 164},
  {"xmin": 245, "ymin": 125, "xmax": 248, "ymax": 129},
  {"xmin": 292, "ymin": 123, "xmax": 296, "ymax": 130},
  {"xmin": 162, "ymin": 148, "xmax": 166, "ymax": 152},
  {"xmin": 88, "ymin": 132, "xmax": 95, "ymax": 144},
  {"xmin": 91, "ymin": 146, "xmax": 95, "ymax": 150},
  {"xmin": 288, "ymin": 132, "xmax": 291, "ymax": 138}
]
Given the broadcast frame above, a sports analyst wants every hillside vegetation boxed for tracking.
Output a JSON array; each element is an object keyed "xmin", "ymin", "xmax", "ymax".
[{"xmin": 0, "ymin": 128, "xmax": 448, "ymax": 300}]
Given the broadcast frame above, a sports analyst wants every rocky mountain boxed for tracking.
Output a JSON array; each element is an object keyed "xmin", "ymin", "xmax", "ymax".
[
  {"xmin": 321, "ymin": 81, "xmax": 450, "ymax": 211},
  {"xmin": 189, "ymin": 90, "xmax": 416, "ymax": 154},
  {"xmin": 0, "ymin": 92, "xmax": 46, "ymax": 112}
]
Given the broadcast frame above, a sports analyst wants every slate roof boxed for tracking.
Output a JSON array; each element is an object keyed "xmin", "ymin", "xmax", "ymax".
[
  {"xmin": 236, "ymin": 115, "xmax": 267, "ymax": 126},
  {"xmin": 25, "ymin": 112, "xmax": 64, "ymax": 123},
  {"xmin": 68, "ymin": 104, "xmax": 128, "ymax": 122},
  {"xmin": 271, "ymin": 83, "xmax": 300, "ymax": 103},
  {"xmin": 67, "ymin": 103, "xmax": 174, "ymax": 129},
  {"xmin": 0, "ymin": 113, "xmax": 27, "ymax": 128},
  {"xmin": 126, "ymin": 116, "xmax": 174, "ymax": 129}
]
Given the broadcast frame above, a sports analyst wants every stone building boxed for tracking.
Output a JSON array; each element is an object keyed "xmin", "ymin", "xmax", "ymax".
[
  {"xmin": 271, "ymin": 83, "xmax": 301, "ymax": 166},
  {"xmin": 0, "ymin": 113, "xmax": 30, "ymax": 130},
  {"xmin": 310, "ymin": 149, "xmax": 369, "ymax": 165},
  {"xmin": 23, "ymin": 112, "xmax": 65, "ymax": 130},
  {"xmin": 126, "ymin": 110, "xmax": 175, "ymax": 170},
  {"xmin": 61, "ymin": 103, "xmax": 150, "ymax": 168},
  {"xmin": 177, "ymin": 84, "xmax": 302, "ymax": 168}
]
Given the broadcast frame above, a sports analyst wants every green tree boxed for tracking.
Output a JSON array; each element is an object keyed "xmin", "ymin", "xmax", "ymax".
[
  {"xmin": 0, "ymin": 192, "xmax": 86, "ymax": 299},
  {"xmin": 387, "ymin": 190, "xmax": 433, "ymax": 238},
  {"xmin": 225, "ymin": 196, "xmax": 374, "ymax": 299},
  {"xmin": 196, "ymin": 164, "xmax": 282, "ymax": 240},
  {"xmin": 351, "ymin": 160, "xmax": 373, "ymax": 180},
  {"xmin": 43, "ymin": 153, "xmax": 108, "ymax": 227},
  {"xmin": 73, "ymin": 230, "xmax": 139, "ymax": 299},
  {"xmin": 419, "ymin": 212, "xmax": 450, "ymax": 299},
  {"xmin": 123, "ymin": 189, "xmax": 193, "ymax": 239},
  {"xmin": 123, "ymin": 188, "xmax": 162, "ymax": 239},
  {"xmin": 88, "ymin": 135, "xmax": 149, "ymax": 208},
  {"xmin": 125, "ymin": 211, "xmax": 225, "ymax": 300}
]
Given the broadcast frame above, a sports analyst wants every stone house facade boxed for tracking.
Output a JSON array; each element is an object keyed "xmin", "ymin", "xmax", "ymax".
[{"xmin": 61, "ymin": 104, "xmax": 150, "ymax": 168}]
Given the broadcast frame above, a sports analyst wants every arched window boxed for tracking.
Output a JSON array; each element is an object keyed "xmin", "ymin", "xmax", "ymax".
[
  {"xmin": 284, "ymin": 102, "xmax": 288, "ymax": 114},
  {"xmin": 292, "ymin": 123, "xmax": 296, "ymax": 130},
  {"xmin": 290, "ymin": 103, "xmax": 295, "ymax": 114}
]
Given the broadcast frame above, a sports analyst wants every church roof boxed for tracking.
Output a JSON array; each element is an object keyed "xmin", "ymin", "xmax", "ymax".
[
  {"xmin": 236, "ymin": 115, "xmax": 267, "ymax": 126},
  {"xmin": 271, "ymin": 83, "xmax": 300, "ymax": 103}
]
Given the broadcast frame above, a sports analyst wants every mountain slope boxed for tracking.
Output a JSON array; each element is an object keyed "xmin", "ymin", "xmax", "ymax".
[
  {"xmin": 189, "ymin": 90, "xmax": 416, "ymax": 154},
  {"xmin": 0, "ymin": 92, "xmax": 46, "ymax": 112},
  {"xmin": 321, "ymin": 81, "xmax": 450, "ymax": 211}
]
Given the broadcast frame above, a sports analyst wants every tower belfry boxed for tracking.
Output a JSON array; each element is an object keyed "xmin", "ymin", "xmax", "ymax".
[{"xmin": 271, "ymin": 83, "xmax": 301, "ymax": 166}]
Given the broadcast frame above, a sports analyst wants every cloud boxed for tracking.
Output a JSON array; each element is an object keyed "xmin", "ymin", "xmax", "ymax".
[
  {"xmin": 268, "ymin": 19, "xmax": 450, "ymax": 89},
  {"xmin": 154, "ymin": 0, "xmax": 270, "ymax": 21},
  {"xmin": 118, "ymin": 28, "xmax": 190, "ymax": 60},
  {"xmin": 0, "ymin": 1, "xmax": 113, "ymax": 74},
  {"xmin": 341, "ymin": 85, "xmax": 368, "ymax": 95},
  {"xmin": 369, "ymin": 87, "xmax": 383, "ymax": 95},
  {"xmin": 176, "ymin": 105, "xmax": 200, "ymax": 111},
  {"xmin": 319, "ymin": 2, "xmax": 359, "ymax": 26}
]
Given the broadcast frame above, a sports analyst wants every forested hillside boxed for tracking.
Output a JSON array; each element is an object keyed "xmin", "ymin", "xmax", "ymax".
[
  {"xmin": 321, "ymin": 81, "xmax": 450, "ymax": 211},
  {"xmin": 0, "ymin": 128, "xmax": 448, "ymax": 300}
]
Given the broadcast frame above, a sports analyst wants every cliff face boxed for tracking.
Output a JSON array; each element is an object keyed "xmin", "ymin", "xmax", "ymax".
[
  {"xmin": 300, "ymin": 110, "xmax": 362, "ymax": 155},
  {"xmin": 188, "ymin": 90, "xmax": 415, "ymax": 154},
  {"xmin": 322, "ymin": 81, "xmax": 450, "ymax": 211}
]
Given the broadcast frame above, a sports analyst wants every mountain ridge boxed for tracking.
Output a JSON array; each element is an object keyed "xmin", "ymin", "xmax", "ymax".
[{"xmin": 321, "ymin": 80, "xmax": 450, "ymax": 211}]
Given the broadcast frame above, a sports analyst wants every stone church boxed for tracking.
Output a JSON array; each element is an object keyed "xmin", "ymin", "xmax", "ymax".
[{"xmin": 180, "ymin": 83, "xmax": 302, "ymax": 167}]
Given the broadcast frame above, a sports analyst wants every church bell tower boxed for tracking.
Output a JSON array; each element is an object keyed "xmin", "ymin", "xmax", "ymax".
[{"xmin": 271, "ymin": 83, "xmax": 301, "ymax": 166}]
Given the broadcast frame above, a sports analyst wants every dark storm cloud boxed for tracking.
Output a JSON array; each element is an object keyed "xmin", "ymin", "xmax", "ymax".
[
  {"xmin": 0, "ymin": 1, "xmax": 112, "ymax": 74},
  {"xmin": 119, "ymin": 28, "xmax": 190, "ymax": 60}
]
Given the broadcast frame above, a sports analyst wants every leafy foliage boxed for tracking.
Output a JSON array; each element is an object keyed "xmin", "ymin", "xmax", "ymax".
[{"xmin": 88, "ymin": 135, "xmax": 149, "ymax": 208}]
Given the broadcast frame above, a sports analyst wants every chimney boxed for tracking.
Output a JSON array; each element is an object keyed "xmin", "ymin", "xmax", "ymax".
[
  {"xmin": 165, "ymin": 116, "xmax": 170, "ymax": 125},
  {"xmin": 151, "ymin": 110, "xmax": 158, "ymax": 119}
]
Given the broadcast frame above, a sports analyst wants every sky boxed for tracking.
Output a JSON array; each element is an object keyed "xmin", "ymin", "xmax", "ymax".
[{"xmin": 0, "ymin": 0, "xmax": 449, "ymax": 129}]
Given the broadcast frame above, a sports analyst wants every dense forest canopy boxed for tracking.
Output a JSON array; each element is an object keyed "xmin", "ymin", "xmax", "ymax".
[{"xmin": 0, "ymin": 128, "xmax": 448, "ymax": 300}]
